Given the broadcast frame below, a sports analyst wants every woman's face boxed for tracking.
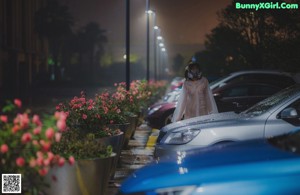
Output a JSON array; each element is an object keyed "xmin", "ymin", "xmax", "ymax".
[{"xmin": 189, "ymin": 66, "xmax": 201, "ymax": 80}]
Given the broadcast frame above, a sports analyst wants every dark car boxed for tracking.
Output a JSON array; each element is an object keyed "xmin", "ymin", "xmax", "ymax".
[
  {"xmin": 213, "ymin": 80, "xmax": 294, "ymax": 113},
  {"xmin": 146, "ymin": 90, "xmax": 180, "ymax": 129},
  {"xmin": 147, "ymin": 77, "xmax": 295, "ymax": 129}
]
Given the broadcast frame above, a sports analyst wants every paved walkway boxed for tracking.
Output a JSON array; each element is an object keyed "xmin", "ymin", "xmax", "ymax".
[{"xmin": 105, "ymin": 123, "xmax": 159, "ymax": 195}]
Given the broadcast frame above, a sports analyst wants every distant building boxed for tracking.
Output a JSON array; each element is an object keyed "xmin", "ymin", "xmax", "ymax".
[{"xmin": 0, "ymin": 0, "xmax": 48, "ymax": 99}]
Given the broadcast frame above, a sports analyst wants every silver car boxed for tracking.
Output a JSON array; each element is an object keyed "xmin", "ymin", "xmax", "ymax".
[{"xmin": 155, "ymin": 84, "xmax": 300, "ymax": 158}]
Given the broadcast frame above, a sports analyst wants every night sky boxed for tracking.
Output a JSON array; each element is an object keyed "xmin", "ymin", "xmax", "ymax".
[{"xmin": 62, "ymin": 0, "xmax": 232, "ymax": 62}]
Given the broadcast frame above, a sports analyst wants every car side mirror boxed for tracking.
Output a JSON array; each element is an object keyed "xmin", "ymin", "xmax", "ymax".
[
  {"xmin": 213, "ymin": 93, "xmax": 222, "ymax": 99},
  {"xmin": 218, "ymin": 83, "xmax": 227, "ymax": 88},
  {"xmin": 279, "ymin": 107, "xmax": 298, "ymax": 119}
]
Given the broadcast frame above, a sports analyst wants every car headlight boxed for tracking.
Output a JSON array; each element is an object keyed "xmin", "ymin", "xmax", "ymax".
[
  {"xmin": 163, "ymin": 128, "xmax": 201, "ymax": 145},
  {"xmin": 148, "ymin": 105, "xmax": 162, "ymax": 115}
]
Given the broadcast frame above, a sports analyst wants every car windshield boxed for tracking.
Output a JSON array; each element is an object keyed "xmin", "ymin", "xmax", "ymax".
[
  {"xmin": 241, "ymin": 85, "xmax": 300, "ymax": 116},
  {"xmin": 268, "ymin": 130, "xmax": 300, "ymax": 155}
]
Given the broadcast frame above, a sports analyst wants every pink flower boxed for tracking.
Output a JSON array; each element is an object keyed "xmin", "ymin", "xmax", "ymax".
[
  {"xmin": 43, "ymin": 158, "xmax": 51, "ymax": 166},
  {"xmin": 14, "ymin": 113, "xmax": 29, "ymax": 129},
  {"xmin": 55, "ymin": 132, "xmax": 62, "ymax": 142},
  {"xmin": 40, "ymin": 141, "xmax": 51, "ymax": 151},
  {"xmin": 16, "ymin": 157, "xmax": 25, "ymax": 167},
  {"xmin": 1, "ymin": 144, "xmax": 8, "ymax": 153},
  {"xmin": 36, "ymin": 151, "xmax": 44, "ymax": 158},
  {"xmin": 32, "ymin": 115, "xmax": 42, "ymax": 126},
  {"xmin": 21, "ymin": 133, "xmax": 32, "ymax": 144},
  {"xmin": 54, "ymin": 111, "xmax": 67, "ymax": 121},
  {"xmin": 14, "ymin": 99, "xmax": 22, "ymax": 108},
  {"xmin": 43, "ymin": 142, "xmax": 51, "ymax": 152},
  {"xmin": 32, "ymin": 140, "xmax": 39, "ymax": 146},
  {"xmin": 33, "ymin": 126, "xmax": 41, "ymax": 135},
  {"xmin": 57, "ymin": 119, "xmax": 67, "ymax": 131},
  {"xmin": 29, "ymin": 158, "xmax": 36, "ymax": 167},
  {"xmin": 87, "ymin": 105, "xmax": 93, "ymax": 110},
  {"xmin": 110, "ymin": 120, "xmax": 114, "ymax": 124},
  {"xmin": 58, "ymin": 157, "xmax": 65, "ymax": 167},
  {"xmin": 47, "ymin": 152, "xmax": 54, "ymax": 162},
  {"xmin": 116, "ymin": 109, "xmax": 121, "ymax": 114},
  {"xmin": 36, "ymin": 157, "xmax": 44, "ymax": 166},
  {"xmin": 45, "ymin": 128, "xmax": 55, "ymax": 140},
  {"xmin": 114, "ymin": 83, "xmax": 118, "ymax": 86},
  {"xmin": 12, "ymin": 125, "xmax": 20, "ymax": 134},
  {"xmin": 39, "ymin": 168, "xmax": 48, "ymax": 176},
  {"xmin": 82, "ymin": 114, "xmax": 87, "ymax": 120},
  {"xmin": 0, "ymin": 115, "xmax": 8, "ymax": 123},
  {"xmin": 69, "ymin": 156, "xmax": 75, "ymax": 165}
]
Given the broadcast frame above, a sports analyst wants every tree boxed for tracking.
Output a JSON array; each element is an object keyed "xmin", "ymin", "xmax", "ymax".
[
  {"xmin": 197, "ymin": 0, "xmax": 300, "ymax": 74},
  {"xmin": 172, "ymin": 54, "xmax": 185, "ymax": 76},
  {"xmin": 77, "ymin": 22, "xmax": 107, "ymax": 75},
  {"xmin": 34, "ymin": 0, "xmax": 74, "ymax": 80}
]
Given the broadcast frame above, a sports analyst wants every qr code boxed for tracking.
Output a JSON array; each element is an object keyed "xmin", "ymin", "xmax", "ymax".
[{"xmin": 2, "ymin": 174, "xmax": 21, "ymax": 194}]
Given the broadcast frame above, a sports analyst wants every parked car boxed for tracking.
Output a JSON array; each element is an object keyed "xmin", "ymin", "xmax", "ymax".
[
  {"xmin": 213, "ymin": 79, "xmax": 294, "ymax": 113},
  {"xmin": 209, "ymin": 70, "xmax": 296, "ymax": 90},
  {"xmin": 119, "ymin": 129, "xmax": 300, "ymax": 195},
  {"xmin": 147, "ymin": 90, "xmax": 180, "ymax": 129},
  {"xmin": 146, "ymin": 78, "xmax": 294, "ymax": 129},
  {"xmin": 169, "ymin": 77, "xmax": 184, "ymax": 91},
  {"xmin": 154, "ymin": 84, "xmax": 300, "ymax": 158}
]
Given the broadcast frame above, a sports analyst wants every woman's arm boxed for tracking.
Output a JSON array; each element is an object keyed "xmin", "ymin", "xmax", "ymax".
[{"xmin": 171, "ymin": 82, "xmax": 187, "ymax": 122}]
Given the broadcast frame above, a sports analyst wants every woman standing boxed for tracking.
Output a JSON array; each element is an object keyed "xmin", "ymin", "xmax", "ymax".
[{"xmin": 172, "ymin": 62, "xmax": 218, "ymax": 122}]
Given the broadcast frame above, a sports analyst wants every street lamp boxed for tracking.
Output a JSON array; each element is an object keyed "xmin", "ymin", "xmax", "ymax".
[
  {"xmin": 146, "ymin": 0, "xmax": 150, "ymax": 82},
  {"xmin": 125, "ymin": 0, "xmax": 130, "ymax": 90},
  {"xmin": 153, "ymin": 26, "xmax": 158, "ymax": 81}
]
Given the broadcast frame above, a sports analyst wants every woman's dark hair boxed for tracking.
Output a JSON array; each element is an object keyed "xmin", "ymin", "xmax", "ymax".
[{"xmin": 188, "ymin": 62, "xmax": 202, "ymax": 72}]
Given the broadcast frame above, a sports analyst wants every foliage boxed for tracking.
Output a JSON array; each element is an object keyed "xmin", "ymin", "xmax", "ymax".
[
  {"xmin": 56, "ymin": 91, "xmax": 124, "ymax": 136},
  {"xmin": 172, "ymin": 54, "xmax": 185, "ymax": 75},
  {"xmin": 52, "ymin": 130, "xmax": 113, "ymax": 160},
  {"xmin": 0, "ymin": 99, "xmax": 73, "ymax": 194},
  {"xmin": 34, "ymin": 0, "xmax": 74, "ymax": 80},
  {"xmin": 195, "ymin": 0, "xmax": 300, "ymax": 76},
  {"xmin": 113, "ymin": 80, "xmax": 167, "ymax": 114}
]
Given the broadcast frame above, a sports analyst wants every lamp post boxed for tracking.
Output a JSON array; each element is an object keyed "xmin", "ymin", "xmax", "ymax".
[
  {"xmin": 154, "ymin": 26, "xmax": 159, "ymax": 81},
  {"xmin": 125, "ymin": 0, "xmax": 130, "ymax": 90},
  {"xmin": 146, "ymin": 0, "xmax": 150, "ymax": 82}
]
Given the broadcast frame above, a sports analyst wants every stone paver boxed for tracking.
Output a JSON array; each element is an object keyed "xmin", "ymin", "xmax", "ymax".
[{"xmin": 105, "ymin": 123, "xmax": 157, "ymax": 195}]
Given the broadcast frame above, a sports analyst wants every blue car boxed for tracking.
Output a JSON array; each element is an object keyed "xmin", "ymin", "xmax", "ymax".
[{"xmin": 118, "ymin": 129, "xmax": 300, "ymax": 195}]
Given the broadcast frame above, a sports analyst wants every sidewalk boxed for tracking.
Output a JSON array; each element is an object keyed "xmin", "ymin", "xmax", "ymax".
[{"xmin": 105, "ymin": 123, "xmax": 159, "ymax": 195}]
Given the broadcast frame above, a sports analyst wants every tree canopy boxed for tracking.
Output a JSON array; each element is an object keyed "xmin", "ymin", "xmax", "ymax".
[{"xmin": 194, "ymin": 0, "xmax": 300, "ymax": 76}]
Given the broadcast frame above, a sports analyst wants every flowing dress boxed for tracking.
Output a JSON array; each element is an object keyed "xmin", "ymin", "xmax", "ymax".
[{"xmin": 172, "ymin": 77, "xmax": 218, "ymax": 122}]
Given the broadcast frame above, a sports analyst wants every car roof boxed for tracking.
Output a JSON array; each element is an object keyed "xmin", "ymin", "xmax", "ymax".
[
  {"xmin": 228, "ymin": 70, "xmax": 292, "ymax": 76},
  {"xmin": 213, "ymin": 79, "xmax": 291, "ymax": 93}
]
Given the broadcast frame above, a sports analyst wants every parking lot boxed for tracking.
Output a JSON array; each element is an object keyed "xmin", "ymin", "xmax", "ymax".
[{"xmin": 105, "ymin": 123, "xmax": 159, "ymax": 195}]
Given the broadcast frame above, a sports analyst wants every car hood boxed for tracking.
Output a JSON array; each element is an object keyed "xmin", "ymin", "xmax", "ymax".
[
  {"xmin": 120, "ymin": 140, "xmax": 299, "ymax": 194},
  {"xmin": 161, "ymin": 111, "xmax": 240, "ymax": 132}
]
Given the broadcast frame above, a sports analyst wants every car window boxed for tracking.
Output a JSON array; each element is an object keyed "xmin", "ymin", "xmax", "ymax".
[
  {"xmin": 222, "ymin": 86, "xmax": 250, "ymax": 97},
  {"xmin": 225, "ymin": 74, "xmax": 294, "ymax": 86},
  {"xmin": 242, "ymin": 85, "xmax": 300, "ymax": 116},
  {"xmin": 252, "ymin": 85, "xmax": 281, "ymax": 96}
]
